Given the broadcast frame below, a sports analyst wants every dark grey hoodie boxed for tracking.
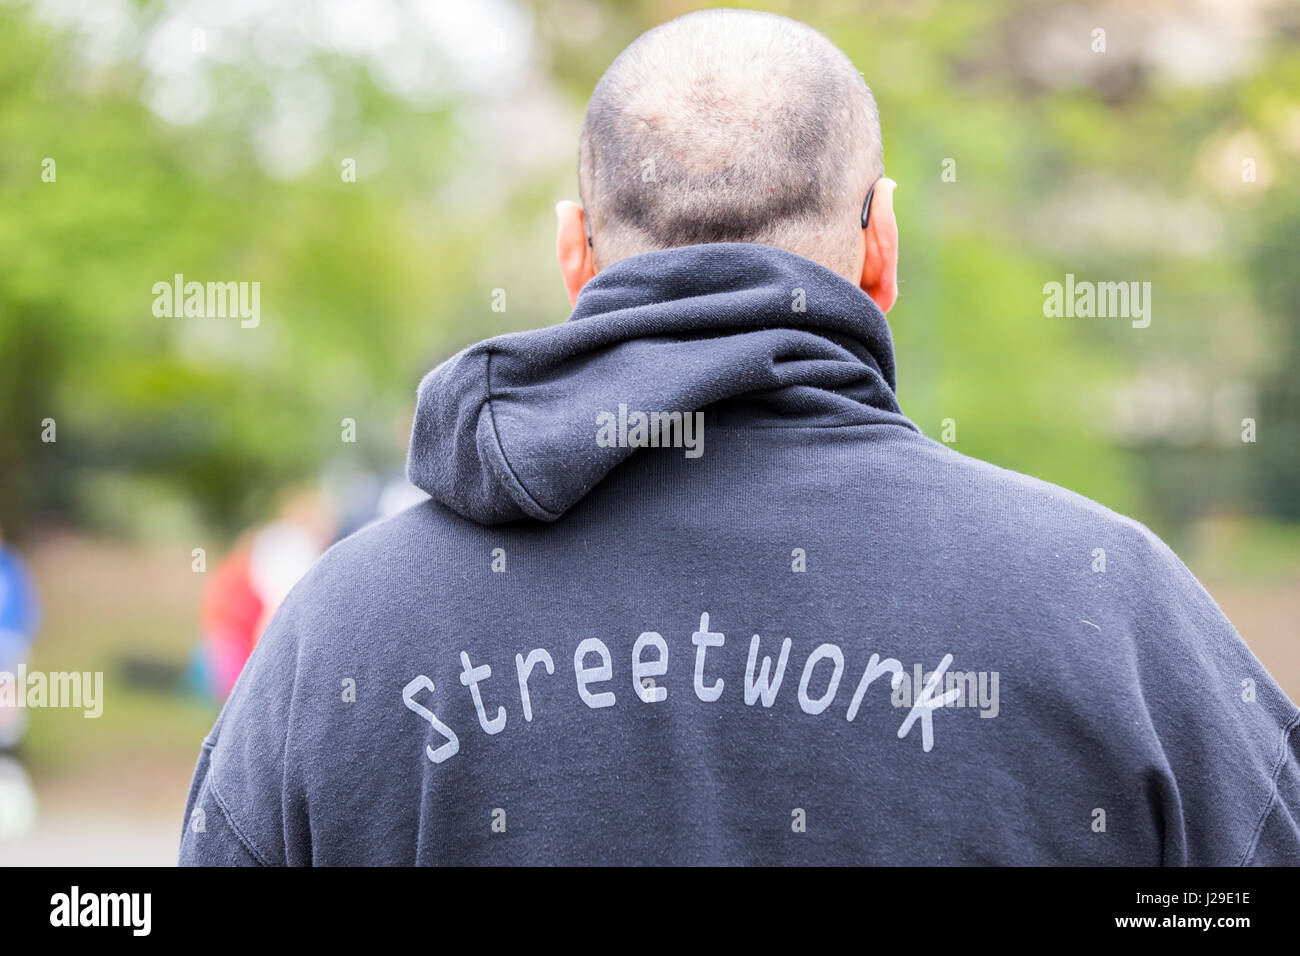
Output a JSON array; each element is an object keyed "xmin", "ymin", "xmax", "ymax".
[{"xmin": 179, "ymin": 243, "xmax": 1300, "ymax": 865}]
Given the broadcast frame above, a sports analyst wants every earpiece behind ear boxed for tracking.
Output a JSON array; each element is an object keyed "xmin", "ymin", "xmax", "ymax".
[{"xmin": 861, "ymin": 181, "xmax": 877, "ymax": 229}]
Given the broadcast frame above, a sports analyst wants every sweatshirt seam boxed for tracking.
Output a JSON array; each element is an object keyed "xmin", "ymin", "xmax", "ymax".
[
  {"xmin": 206, "ymin": 769, "xmax": 272, "ymax": 866},
  {"xmin": 482, "ymin": 348, "xmax": 562, "ymax": 520},
  {"xmin": 1238, "ymin": 709, "xmax": 1300, "ymax": 866}
]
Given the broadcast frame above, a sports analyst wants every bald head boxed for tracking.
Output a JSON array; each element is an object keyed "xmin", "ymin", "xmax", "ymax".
[{"xmin": 578, "ymin": 9, "xmax": 883, "ymax": 276}]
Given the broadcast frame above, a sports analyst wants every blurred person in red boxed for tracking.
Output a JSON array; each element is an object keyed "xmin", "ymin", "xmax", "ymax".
[{"xmin": 197, "ymin": 488, "xmax": 335, "ymax": 700}]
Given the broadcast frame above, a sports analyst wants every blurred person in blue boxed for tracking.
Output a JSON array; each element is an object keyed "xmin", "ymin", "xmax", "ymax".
[{"xmin": 0, "ymin": 522, "xmax": 40, "ymax": 751}]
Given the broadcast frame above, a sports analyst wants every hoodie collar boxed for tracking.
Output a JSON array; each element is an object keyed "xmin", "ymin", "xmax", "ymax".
[
  {"xmin": 407, "ymin": 242, "xmax": 917, "ymax": 525},
  {"xmin": 570, "ymin": 242, "xmax": 902, "ymax": 394}
]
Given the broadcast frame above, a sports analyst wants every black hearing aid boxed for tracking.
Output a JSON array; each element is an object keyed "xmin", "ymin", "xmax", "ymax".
[
  {"xmin": 861, "ymin": 180, "xmax": 878, "ymax": 229},
  {"xmin": 585, "ymin": 214, "xmax": 593, "ymax": 247}
]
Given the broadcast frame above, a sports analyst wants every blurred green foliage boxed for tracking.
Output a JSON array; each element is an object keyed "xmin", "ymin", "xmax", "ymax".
[{"xmin": 1, "ymin": 0, "xmax": 1297, "ymax": 546}]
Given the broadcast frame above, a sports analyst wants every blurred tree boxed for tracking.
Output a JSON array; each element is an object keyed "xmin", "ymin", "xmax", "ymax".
[{"xmin": 1, "ymin": 0, "xmax": 1297, "ymax": 546}]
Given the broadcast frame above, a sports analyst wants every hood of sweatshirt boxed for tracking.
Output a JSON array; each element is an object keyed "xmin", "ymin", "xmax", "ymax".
[{"xmin": 406, "ymin": 242, "xmax": 918, "ymax": 525}]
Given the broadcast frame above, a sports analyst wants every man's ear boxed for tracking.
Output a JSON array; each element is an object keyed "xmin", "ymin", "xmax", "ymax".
[
  {"xmin": 860, "ymin": 178, "xmax": 899, "ymax": 313},
  {"xmin": 556, "ymin": 200, "xmax": 596, "ymax": 307}
]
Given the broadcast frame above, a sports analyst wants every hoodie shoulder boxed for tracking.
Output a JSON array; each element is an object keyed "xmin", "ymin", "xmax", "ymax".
[
  {"xmin": 900, "ymin": 432, "xmax": 1185, "ymax": 569},
  {"xmin": 295, "ymin": 499, "xmax": 489, "ymax": 626}
]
